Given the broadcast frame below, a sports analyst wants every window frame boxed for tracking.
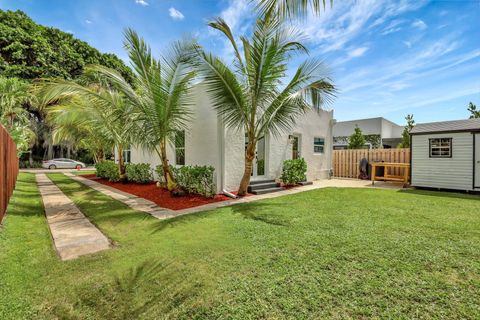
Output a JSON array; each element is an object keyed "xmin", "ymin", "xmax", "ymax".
[
  {"xmin": 175, "ymin": 130, "xmax": 186, "ymax": 166},
  {"xmin": 313, "ymin": 137, "xmax": 325, "ymax": 154},
  {"xmin": 429, "ymin": 138, "xmax": 452, "ymax": 158}
]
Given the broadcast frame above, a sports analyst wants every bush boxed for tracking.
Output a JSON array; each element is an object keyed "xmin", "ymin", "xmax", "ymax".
[
  {"xmin": 95, "ymin": 160, "xmax": 120, "ymax": 182},
  {"xmin": 172, "ymin": 165, "xmax": 216, "ymax": 197},
  {"xmin": 126, "ymin": 163, "xmax": 153, "ymax": 183},
  {"xmin": 155, "ymin": 165, "xmax": 216, "ymax": 197},
  {"xmin": 280, "ymin": 158, "xmax": 307, "ymax": 185}
]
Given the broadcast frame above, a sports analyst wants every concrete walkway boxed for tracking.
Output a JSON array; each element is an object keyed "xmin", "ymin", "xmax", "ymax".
[
  {"xmin": 36, "ymin": 174, "xmax": 111, "ymax": 260},
  {"xmin": 64, "ymin": 172, "xmax": 177, "ymax": 219},
  {"xmin": 63, "ymin": 173, "xmax": 405, "ymax": 219}
]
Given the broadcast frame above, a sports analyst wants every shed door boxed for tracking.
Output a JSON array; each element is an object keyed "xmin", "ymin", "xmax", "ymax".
[{"xmin": 475, "ymin": 134, "xmax": 480, "ymax": 188}]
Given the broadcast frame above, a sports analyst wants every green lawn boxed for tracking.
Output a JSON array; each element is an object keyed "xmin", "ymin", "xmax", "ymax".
[{"xmin": 1, "ymin": 173, "xmax": 479, "ymax": 319}]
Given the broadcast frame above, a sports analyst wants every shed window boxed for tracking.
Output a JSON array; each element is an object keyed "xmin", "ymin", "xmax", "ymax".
[
  {"xmin": 313, "ymin": 137, "xmax": 325, "ymax": 153},
  {"xmin": 429, "ymin": 138, "xmax": 452, "ymax": 158},
  {"xmin": 175, "ymin": 130, "xmax": 185, "ymax": 165}
]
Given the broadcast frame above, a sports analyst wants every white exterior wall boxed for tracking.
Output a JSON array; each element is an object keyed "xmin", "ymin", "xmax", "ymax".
[
  {"xmin": 411, "ymin": 132, "xmax": 474, "ymax": 191},
  {"xmin": 333, "ymin": 118, "xmax": 382, "ymax": 136},
  {"xmin": 268, "ymin": 109, "xmax": 334, "ymax": 181}
]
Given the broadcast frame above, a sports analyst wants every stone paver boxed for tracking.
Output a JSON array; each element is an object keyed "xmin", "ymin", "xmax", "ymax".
[
  {"xmin": 36, "ymin": 174, "xmax": 111, "ymax": 260},
  {"xmin": 64, "ymin": 173, "xmax": 405, "ymax": 219},
  {"xmin": 64, "ymin": 172, "xmax": 176, "ymax": 219}
]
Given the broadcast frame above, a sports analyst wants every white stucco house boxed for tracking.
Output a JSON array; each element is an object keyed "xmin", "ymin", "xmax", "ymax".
[{"xmin": 121, "ymin": 84, "xmax": 335, "ymax": 194}]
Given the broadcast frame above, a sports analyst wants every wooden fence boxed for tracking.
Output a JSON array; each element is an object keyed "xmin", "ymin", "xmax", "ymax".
[
  {"xmin": 332, "ymin": 148, "xmax": 410, "ymax": 179},
  {"xmin": 0, "ymin": 125, "xmax": 19, "ymax": 223}
]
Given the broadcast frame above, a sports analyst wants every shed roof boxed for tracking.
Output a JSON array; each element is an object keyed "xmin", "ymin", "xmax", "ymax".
[{"xmin": 410, "ymin": 118, "xmax": 480, "ymax": 134}]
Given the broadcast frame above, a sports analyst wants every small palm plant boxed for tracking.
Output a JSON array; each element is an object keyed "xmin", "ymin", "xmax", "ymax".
[
  {"xmin": 85, "ymin": 29, "xmax": 196, "ymax": 190},
  {"xmin": 196, "ymin": 17, "xmax": 335, "ymax": 195}
]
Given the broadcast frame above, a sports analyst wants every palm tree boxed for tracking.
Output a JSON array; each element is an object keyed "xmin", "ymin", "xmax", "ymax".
[
  {"xmin": 196, "ymin": 17, "xmax": 335, "ymax": 196},
  {"xmin": 37, "ymin": 76, "xmax": 135, "ymax": 177},
  {"xmin": 87, "ymin": 29, "xmax": 196, "ymax": 189},
  {"xmin": 47, "ymin": 103, "xmax": 113, "ymax": 162},
  {"xmin": 0, "ymin": 77, "xmax": 36, "ymax": 154},
  {"xmin": 256, "ymin": 0, "xmax": 332, "ymax": 19},
  {"xmin": 0, "ymin": 77, "xmax": 32, "ymax": 129}
]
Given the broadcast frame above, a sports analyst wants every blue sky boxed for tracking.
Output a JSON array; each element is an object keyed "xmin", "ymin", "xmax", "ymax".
[{"xmin": 1, "ymin": 0, "xmax": 479, "ymax": 125}]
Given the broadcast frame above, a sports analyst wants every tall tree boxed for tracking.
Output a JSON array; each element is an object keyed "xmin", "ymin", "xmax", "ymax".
[
  {"xmin": 0, "ymin": 77, "xmax": 36, "ymax": 154},
  {"xmin": 196, "ymin": 17, "xmax": 335, "ymax": 195},
  {"xmin": 348, "ymin": 126, "xmax": 366, "ymax": 149},
  {"xmin": 80, "ymin": 30, "xmax": 197, "ymax": 189},
  {"xmin": 257, "ymin": 0, "xmax": 332, "ymax": 19},
  {"xmin": 467, "ymin": 102, "xmax": 480, "ymax": 119},
  {"xmin": 0, "ymin": 10, "xmax": 133, "ymax": 82},
  {"xmin": 37, "ymin": 74, "xmax": 135, "ymax": 177},
  {"xmin": 398, "ymin": 114, "xmax": 415, "ymax": 148}
]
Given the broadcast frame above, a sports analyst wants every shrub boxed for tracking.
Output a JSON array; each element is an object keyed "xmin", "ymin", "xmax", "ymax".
[
  {"xmin": 155, "ymin": 164, "xmax": 216, "ymax": 197},
  {"xmin": 126, "ymin": 163, "xmax": 153, "ymax": 183},
  {"xmin": 95, "ymin": 160, "xmax": 120, "ymax": 182},
  {"xmin": 280, "ymin": 158, "xmax": 307, "ymax": 185}
]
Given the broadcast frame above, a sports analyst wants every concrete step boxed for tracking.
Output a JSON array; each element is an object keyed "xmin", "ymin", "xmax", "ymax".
[
  {"xmin": 249, "ymin": 179, "xmax": 276, "ymax": 185},
  {"xmin": 250, "ymin": 187, "xmax": 284, "ymax": 195},
  {"xmin": 248, "ymin": 182, "xmax": 280, "ymax": 192},
  {"xmin": 298, "ymin": 181, "xmax": 313, "ymax": 186}
]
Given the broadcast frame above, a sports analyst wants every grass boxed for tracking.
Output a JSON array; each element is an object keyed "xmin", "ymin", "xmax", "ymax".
[{"xmin": 1, "ymin": 173, "xmax": 480, "ymax": 319}]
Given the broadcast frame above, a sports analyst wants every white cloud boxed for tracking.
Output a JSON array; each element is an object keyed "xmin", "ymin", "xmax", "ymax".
[
  {"xmin": 295, "ymin": 0, "xmax": 428, "ymax": 54},
  {"xmin": 135, "ymin": 0, "xmax": 148, "ymax": 6},
  {"xmin": 411, "ymin": 19, "xmax": 427, "ymax": 30},
  {"xmin": 85, "ymin": 19, "xmax": 92, "ymax": 24},
  {"xmin": 403, "ymin": 41, "xmax": 412, "ymax": 48},
  {"xmin": 169, "ymin": 7, "xmax": 185, "ymax": 20},
  {"xmin": 220, "ymin": 0, "xmax": 252, "ymax": 32},
  {"xmin": 348, "ymin": 47, "xmax": 368, "ymax": 58},
  {"xmin": 381, "ymin": 19, "xmax": 404, "ymax": 35}
]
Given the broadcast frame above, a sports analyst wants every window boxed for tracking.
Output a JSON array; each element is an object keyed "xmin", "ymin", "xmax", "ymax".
[
  {"xmin": 429, "ymin": 138, "xmax": 452, "ymax": 158},
  {"xmin": 175, "ymin": 130, "xmax": 185, "ymax": 165},
  {"xmin": 313, "ymin": 137, "xmax": 325, "ymax": 153},
  {"xmin": 123, "ymin": 146, "xmax": 131, "ymax": 163}
]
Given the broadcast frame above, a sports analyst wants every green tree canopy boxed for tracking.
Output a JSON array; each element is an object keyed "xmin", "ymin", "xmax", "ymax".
[
  {"xmin": 398, "ymin": 114, "xmax": 415, "ymax": 148},
  {"xmin": 348, "ymin": 126, "xmax": 367, "ymax": 149},
  {"xmin": 0, "ymin": 10, "xmax": 133, "ymax": 83},
  {"xmin": 467, "ymin": 102, "xmax": 479, "ymax": 119}
]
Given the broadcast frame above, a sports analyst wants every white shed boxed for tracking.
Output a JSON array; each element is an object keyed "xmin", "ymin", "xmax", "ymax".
[{"xmin": 410, "ymin": 118, "xmax": 480, "ymax": 191}]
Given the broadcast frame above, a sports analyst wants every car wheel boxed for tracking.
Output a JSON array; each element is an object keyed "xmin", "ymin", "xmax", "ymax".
[
  {"xmin": 75, "ymin": 165, "xmax": 81, "ymax": 170},
  {"xmin": 49, "ymin": 165, "xmax": 56, "ymax": 170}
]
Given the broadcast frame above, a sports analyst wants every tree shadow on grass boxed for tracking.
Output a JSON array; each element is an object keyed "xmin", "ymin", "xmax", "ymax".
[
  {"xmin": 400, "ymin": 188, "xmax": 480, "ymax": 201},
  {"xmin": 150, "ymin": 209, "xmax": 214, "ymax": 233},
  {"xmin": 230, "ymin": 201, "xmax": 291, "ymax": 226},
  {"xmin": 50, "ymin": 259, "xmax": 202, "ymax": 319}
]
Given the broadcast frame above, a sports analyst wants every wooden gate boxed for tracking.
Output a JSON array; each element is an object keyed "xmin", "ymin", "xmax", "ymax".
[
  {"xmin": 332, "ymin": 148, "xmax": 410, "ymax": 179},
  {"xmin": 0, "ymin": 125, "xmax": 19, "ymax": 223}
]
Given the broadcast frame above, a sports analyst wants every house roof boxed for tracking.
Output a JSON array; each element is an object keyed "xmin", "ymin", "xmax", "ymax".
[{"xmin": 410, "ymin": 118, "xmax": 480, "ymax": 134}]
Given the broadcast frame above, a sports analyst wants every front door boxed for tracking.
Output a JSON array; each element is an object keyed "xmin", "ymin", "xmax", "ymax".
[
  {"xmin": 246, "ymin": 135, "xmax": 266, "ymax": 179},
  {"xmin": 475, "ymin": 134, "xmax": 480, "ymax": 188}
]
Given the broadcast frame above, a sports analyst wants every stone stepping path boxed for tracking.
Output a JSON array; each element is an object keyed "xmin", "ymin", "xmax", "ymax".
[
  {"xmin": 63, "ymin": 172, "xmax": 177, "ymax": 219},
  {"xmin": 36, "ymin": 174, "xmax": 111, "ymax": 260}
]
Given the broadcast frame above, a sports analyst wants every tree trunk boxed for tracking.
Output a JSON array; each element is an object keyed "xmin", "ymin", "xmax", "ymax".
[
  {"xmin": 237, "ymin": 140, "xmax": 256, "ymax": 196},
  {"xmin": 47, "ymin": 142, "xmax": 53, "ymax": 160},
  {"xmin": 160, "ymin": 139, "xmax": 176, "ymax": 191},
  {"xmin": 117, "ymin": 146, "xmax": 126, "ymax": 177},
  {"xmin": 29, "ymin": 151, "xmax": 33, "ymax": 167},
  {"xmin": 67, "ymin": 145, "xmax": 71, "ymax": 158}
]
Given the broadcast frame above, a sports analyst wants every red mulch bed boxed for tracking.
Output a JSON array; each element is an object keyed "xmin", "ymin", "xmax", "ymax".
[{"xmin": 82, "ymin": 174, "xmax": 232, "ymax": 210}]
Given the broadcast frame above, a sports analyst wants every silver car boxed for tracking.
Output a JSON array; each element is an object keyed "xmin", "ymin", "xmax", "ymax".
[{"xmin": 42, "ymin": 158, "xmax": 86, "ymax": 170}]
